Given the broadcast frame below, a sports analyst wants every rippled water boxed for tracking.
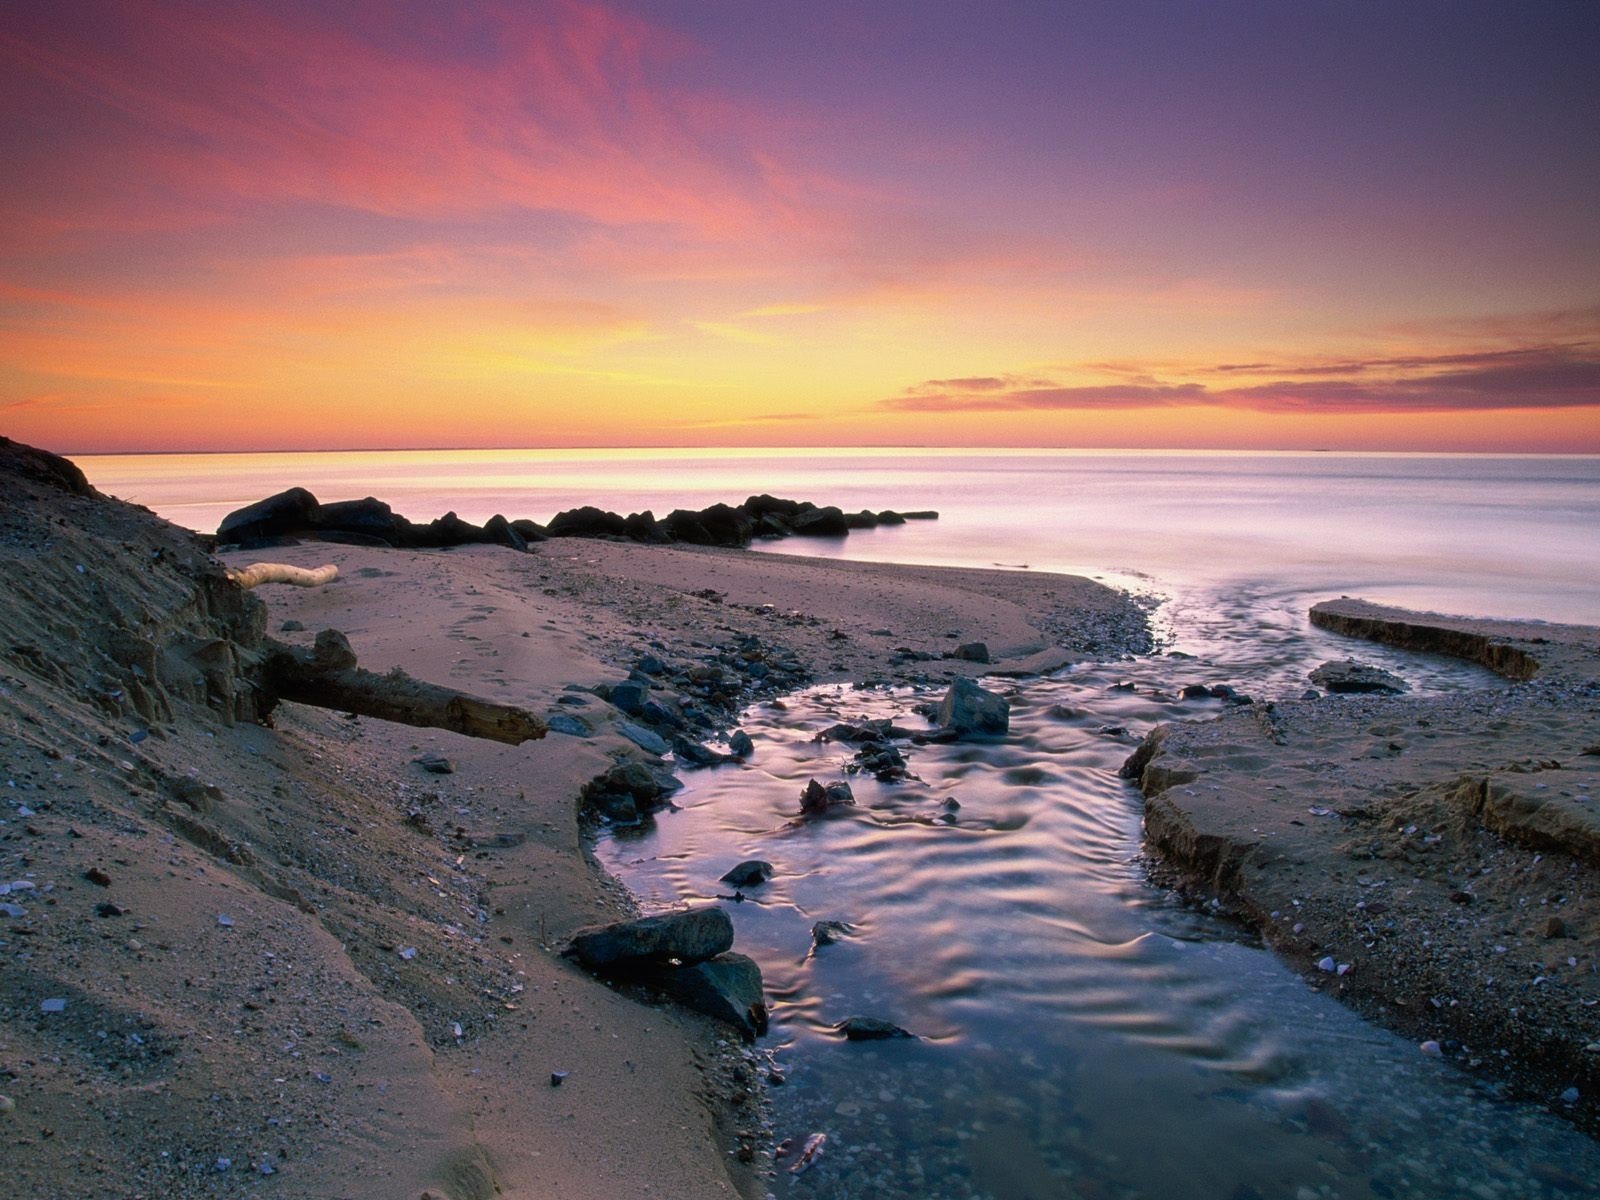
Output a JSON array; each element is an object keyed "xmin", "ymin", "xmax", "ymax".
[{"xmin": 596, "ymin": 621, "xmax": 1600, "ymax": 1199}]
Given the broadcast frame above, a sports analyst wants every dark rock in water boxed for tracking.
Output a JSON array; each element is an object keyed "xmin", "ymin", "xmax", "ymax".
[
  {"xmin": 1179, "ymin": 683, "xmax": 1213, "ymax": 700},
  {"xmin": 728, "ymin": 729, "xmax": 754, "ymax": 758},
  {"xmin": 953, "ymin": 641, "xmax": 990, "ymax": 664},
  {"xmin": 566, "ymin": 906, "xmax": 734, "ymax": 968},
  {"xmin": 581, "ymin": 759, "xmax": 682, "ymax": 822},
  {"xmin": 819, "ymin": 718, "xmax": 915, "ymax": 744},
  {"xmin": 844, "ymin": 509, "xmax": 879, "ymax": 529},
  {"xmin": 800, "ymin": 778, "xmax": 855, "ymax": 814},
  {"xmin": 719, "ymin": 859, "xmax": 774, "ymax": 888},
  {"xmin": 740, "ymin": 493, "xmax": 806, "ymax": 522},
  {"xmin": 664, "ymin": 503, "xmax": 752, "ymax": 547},
  {"xmin": 647, "ymin": 952, "xmax": 767, "ymax": 1041},
  {"xmin": 218, "ymin": 487, "xmax": 321, "ymax": 544},
  {"xmin": 547, "ymin": 506, "xmax": 626, "ymax": 539},
  {"xmin": 936, "ymin": 676, "xmax": 1010, "ymax": 736},
  {"xmin": 610, "ymin": 679, "xmax": 649, "ymax": 715},
  {"xmin": 1308, "ymin": 660, "xmax": 1409, "ymax": 695},
  {"xmin": 899, "ymin": 510, "xmax": 939, "ymax": 520},
  {"xmin": 875, "ymin": 510, "xmax": 907, "ymax": 525},
  {"xmin": 482, "ymin": 513, "xmax": 527, "ymax": 552},
  {"xmin": 510, "ymin": 518, "xmax": 548, "ymax": 542},
  {"xmin": 673, "ymin": 736, "xmax": 734, "ymax": 767},
  {"xmin": 852, "ymin": 742, "xmax": 909, "ymax": 781},
  {"xmin": 413, "ymin": 751, "xmax": 456, "ymax": 774},
  {"xmin": 835, "ymin": 1016, "xmax": 915, "ymax": 1041},
  {"xmin": 789, "ymin": 506, "xmax": 849, "ymax": 537},
  {"xmin": 623, "ymin": 510, "xmax": 669, "ymax": 543},
  {"xmin": 810, "ymin": 920, "xmax": 855, "ymax": 949}
]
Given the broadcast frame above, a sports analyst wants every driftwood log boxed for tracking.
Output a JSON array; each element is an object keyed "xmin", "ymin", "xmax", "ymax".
[
  {"xmin": 261, "ymin": 629, "xmax": 546, "ymax": 745},
  {"xmin": 228, "ymin": 562, "xmax": 339, "ymax": 589}
]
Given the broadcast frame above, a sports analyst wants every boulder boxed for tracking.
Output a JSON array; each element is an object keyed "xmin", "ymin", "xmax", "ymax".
[
  {"xmin": 728, "ymin": 729, "xmax": 754, "ymax": 758},
  {"xmin": 953, "ymin": 641, "xmax": 990, "ymax": 664},
  {"xmin": 217, "ymin": 487, "xmax": 321, "ymax": 544},
  {"xmin": 510, "ymin": 518, "xmax": 549, "ymax": 542},
  {"xmin": 647, "ymin": 952, "xmax": 768, "ymax": 1041},
  {"xmin": 810, "ymin": 920, "xmax": 854, "ymax": 949},
  {"xmin": 547, "ymin": 506, "xmax": 627, "ymax": 539},
  {"xmin": 673, "ymin": 736, "xmax": 734, "ymax": 767},
  {"xmin": 1308, "ymin": 660, "xmax": 1409, "ymax": 695},
  {"xmin": 566, "ymin": 906, "xmax": 734, "ymax": 968},
  {"xmin": 843, "ymin": 510, "xmax": 879, "ymax": 529},
  {"xmin": 936, "ymin": 676, "xmax": 1010, "ymax": 736},
  {"xmin": 875, "ymin": 510, "xmax": 907, "ymax": 526},
  {"xmin": 739, "ymin": 494, "xmax": 806, "ymax": 521},
  {"xmin": 421, "ymin": 511, "xmax": 487, "ymax": 547},
  {"xmin": 899, "ymin": 510, "xmax": 939, "ymax": 520},
  {"xmin": 622, "ymin": 510, "xmax": 669, "ymax": 543},
  {"xmin": 610, "ymin": 679, "xmax": 649, "ymax": 715},
  {"xmin": 789, "ymin": 506, "xmax": 849, "ymax": 537},
  {"xmin": 316, "ymin": 497, "xmax": 407, "ymax": 542},
  {"xmin": 482, "ymin": 514, "xmax": 527, "ymax": 552},
  {"xmin": 719, "ymin": 860, "xmax": 773, "ymax": 888}
]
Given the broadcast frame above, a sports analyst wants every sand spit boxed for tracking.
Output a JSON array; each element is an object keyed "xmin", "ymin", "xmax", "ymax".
[
  {"xmin": 1126, "ymin": 599, "xmax": 1600, "ymax": 1133},
  {"xmin": 1, "ymin": 438, "xmax": 1144, "ymax": 1199}
]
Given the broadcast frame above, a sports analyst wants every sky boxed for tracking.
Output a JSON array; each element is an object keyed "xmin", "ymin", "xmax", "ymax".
[{"xmin": 2, "ymin": 0, "xmax": 1597, "ymax": 454}]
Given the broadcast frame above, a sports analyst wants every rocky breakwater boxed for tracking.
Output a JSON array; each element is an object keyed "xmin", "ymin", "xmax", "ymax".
[
  {"xmin": 215, "ymin": 487, "xmax": 937, "ymax": 553},
  {"xmin": 1122, "ymin": 598, "xmax": 1600, "ymax": 1132},
  {"xmin": 565, "ymin": 906, "xmax": 769, "ymax": 1041}
]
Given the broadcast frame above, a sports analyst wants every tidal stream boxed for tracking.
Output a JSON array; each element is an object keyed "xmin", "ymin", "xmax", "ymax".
[{"xmin": 596, "ymin": 584, "xmax": 1600, "ymax": 1200}]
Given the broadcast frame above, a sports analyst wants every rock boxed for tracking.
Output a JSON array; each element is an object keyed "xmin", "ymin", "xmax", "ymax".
[
  {"xmin": 739, "ymin": 494, "xmax": 806, "ymax": 522},
  {"xmin": 953, "ymin": 641, "xmax": 990, "ymax": 664},
  {"xmin": 566, "ymin": 906, "xmax": 734, "ymax": 968},
  {"xmin": 1544, "ymin": 916, "xmax": 1568, "ymax": 939},
  {"xmin": 1179, "ymin": 683, "xmax": 1213, "ymax": 700},
  {"xmin": 413, "ymin": 751, "xmax": 455, "ymax": 774},
  {"xmin": 936, "ymin": 676, "xmax": 1010, "ymax": 736},
  {"xmin": 1308, "ymin": 660, "xmax": 1409, "ymax": 695},
  {"xmin": 673, "ymin": 736, "xmax": 734, "ymax": 767},
  {"xmin": 810, "ymin": 920, "xmax": 854, "ymax": 949},
  {"xmin": 482, "ymin": 514, "xmax": 527, "ymax": 552},
  {"xmin": 720, "ymin": 860, "xmax": 773, "ymax": 888},
  {"xmin": 547, "ymin": 506, "xmax": 626, "ymax": 539},
  {"xmin": 217, "ymin": 487, "xmax": 321, "ymax": 544},
  {"xmin": 622, "ymin": 510, "xmax": 670, "ymax": 543},
  {"xmin": 875, "ymin": 510, "xmax": 907, "ymax": 525},
  {"xmin": 83, "ymin": 867, "xmax": 111, "ymax": 887},
  {"xmin": 663, "ymin": 504, "xmax": 752, "ymax": 547},
  {"xmin": 835, "ymin": 1016, "xmax": 915, "ymax": 1041},
  {"xmin": 546, "ymin": 713, "xmax": 591, "ymax": 737},
  {"xmin": 279, "ymin": 619, "xmax": 305, "ymax": 632},
  {"xmin": 899, "ymin": 510, "xmax": 939, "ymax": 520},
  {"xmin": 616, "ymin": 720, "xmax": 670, "ymax": 755},
  {"xmin": 800, "ymin": 778, "xmax": 855, "ymax": 814},
  {"xmin": 610, "ymin": 679, "xmax": 649, "ymax": 715},
  {"xmin": 317, "ymin": 497, "xmax": 408, "ymax": 543},
  {"xmin": 637, "ymin": 654, "xmax": 667, "ymax": 676},
  {"xmin": 510, "ymin": 518, "xmax": 548, "ymax": 542},
  {"xmin": 843, "ymin": 509, "xmax": 879, "ymax": 529},
  {"xmin": 647, "ymin": 952, "xmax": 768, "ymax": 1041},
  {"xmin": 728, "ymin": 729, "xmax": 754, "ymax": 758},
  {"xmin": 789, "ymin": 506, "xmax": 849, "ymax": 537}
]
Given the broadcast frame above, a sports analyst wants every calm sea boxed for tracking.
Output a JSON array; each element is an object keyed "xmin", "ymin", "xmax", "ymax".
[{"xmin": 76, "ymin": 447, "xmax": 1600, "ymax": 625}]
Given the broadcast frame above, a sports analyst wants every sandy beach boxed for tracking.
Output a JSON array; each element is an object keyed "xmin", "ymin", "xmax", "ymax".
[{"xmin": 0, "ymin": 439, "xmax": 1143, "ymax": 1199}]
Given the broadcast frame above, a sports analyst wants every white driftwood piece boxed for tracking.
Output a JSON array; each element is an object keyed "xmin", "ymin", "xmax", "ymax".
[{"xmin": 228, "ymin": 562, "xmax": 339, "ymax": 589}]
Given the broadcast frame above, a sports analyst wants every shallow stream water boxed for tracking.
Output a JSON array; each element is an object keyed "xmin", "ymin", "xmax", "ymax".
[{"xmin": 596, "ymin": 586, "xmax": 1600, "ymax": 1200}]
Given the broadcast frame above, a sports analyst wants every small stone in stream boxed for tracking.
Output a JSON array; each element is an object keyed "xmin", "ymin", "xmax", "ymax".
[
  {"xmin": 811, "ymin": 920, "xmax": 854, "ymax": 948},
  {"xmin": 1179, "ymin": 684, "xmax": 1212, "ymax": 700},
  {"xmin": 546, "ymin": 713, "xmax": 591, "ymax": 737},
  {"xmin": 1544, "ymin": 916, "xmax": 1568, "ymax": 939},
  {"xmin": 83, "ymin": 867, "xmax": 112, "ymax": 887},
  {"xmin": 800, "ymin": 778, "xmax": 856, "ymax": 814},
  {"xmin": 673, "ymin": 737, "xmax": 733, "ymax": 767},
  {"xmin": 720, "ymin": 860, "xmax": 773, "ymax": 888},
  {"xmin": 836, "ymin": 1016, "xmax": 915, "ymax": 1041},
  {"xmin": 729, "ymin": 730, "xmax": 754, "ymax": 758},
  {"xmin": 936, "ymin": 676, "xmax": 1010, "ymax": 736},
  {"xmin": 413, "ymin": 752, "xmax": 455, "ymax": 774},
  {"xmin": 953, "ymin": 641, "xmax": 990, "ymax": 663},
  {"xmin": 551, "ymin": 1070, "xmax": 569, "ymax": 1086},
  {"xmin": 566, "ymin": 906, "xmax": 734, "ymax": 968},
  {"xmin": 1308, "ymin": 660, "xmax": 1409, "ymax": 695},
  {"xmin": 280, "ymin": 619, "xmax": 305, "ymax": 632}
]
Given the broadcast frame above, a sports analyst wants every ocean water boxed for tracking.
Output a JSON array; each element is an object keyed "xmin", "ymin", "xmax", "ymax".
[
  {"xmin": 77, "ymin": 448, "xmax": 1599, "ymax": 626},
  {"xmin": 75, "ymin": 448, "xmax": 1600, "ymax": 1196}
]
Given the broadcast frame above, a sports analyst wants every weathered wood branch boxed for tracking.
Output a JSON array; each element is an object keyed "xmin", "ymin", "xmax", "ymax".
[
  {"xmin": 229, "ymin": 562, "xmax": 339, "ymax": 589},
  {"xmin": 261, "ymin": 630, "xmax": 546, "ymax": 745}
]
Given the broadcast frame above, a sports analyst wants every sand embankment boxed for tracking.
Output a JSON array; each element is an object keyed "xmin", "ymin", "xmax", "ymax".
[
  {"xmin": 1125, "ymin": 599, "xmax": 1600, "ymax": 1131},
  {"xmin": 0, "ymin": 438, "xmax": 1144, "ymax": 1199}
]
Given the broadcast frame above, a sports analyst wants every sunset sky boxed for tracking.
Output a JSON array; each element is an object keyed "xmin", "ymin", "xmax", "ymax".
[{"xmin": 3, "ymin": 0, "xmax": 1597, "ymax": 453}]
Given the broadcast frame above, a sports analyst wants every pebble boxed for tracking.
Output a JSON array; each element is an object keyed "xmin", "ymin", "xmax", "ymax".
[
  {"xmin": 1317, "ymin": 956, "xmax": 1337, "ymax": 973},
  {"xmin": 217, "ymin": 913, "xmax": 235, "ymax": 927},
  {"xmin": 39, "ymin": 997, "xmax": 66, "ymax": 1013},
  {"xmin": 1420, "ymin": 1040, "xmax": 1443, "ymax": 1055},
  {"xmin": 398, "ymin": 946, "xmax": 418, "ymax": 960},
  {"xmin": 1559, "ymin": 1087, "xmax": 1580, "ymax": 1104},
  {"xmin": 0, "ymin": 1094, "xmax": 14, "ymax": 1116},
  {"xmin": 551, "ymin": 1070, "xmax": 570, "ymax": 1086}
]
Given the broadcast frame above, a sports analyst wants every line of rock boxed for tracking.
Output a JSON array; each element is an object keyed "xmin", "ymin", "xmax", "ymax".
[{"xmin": 213, "ymin": 487, "xmax": 937, "ymax": 552}]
